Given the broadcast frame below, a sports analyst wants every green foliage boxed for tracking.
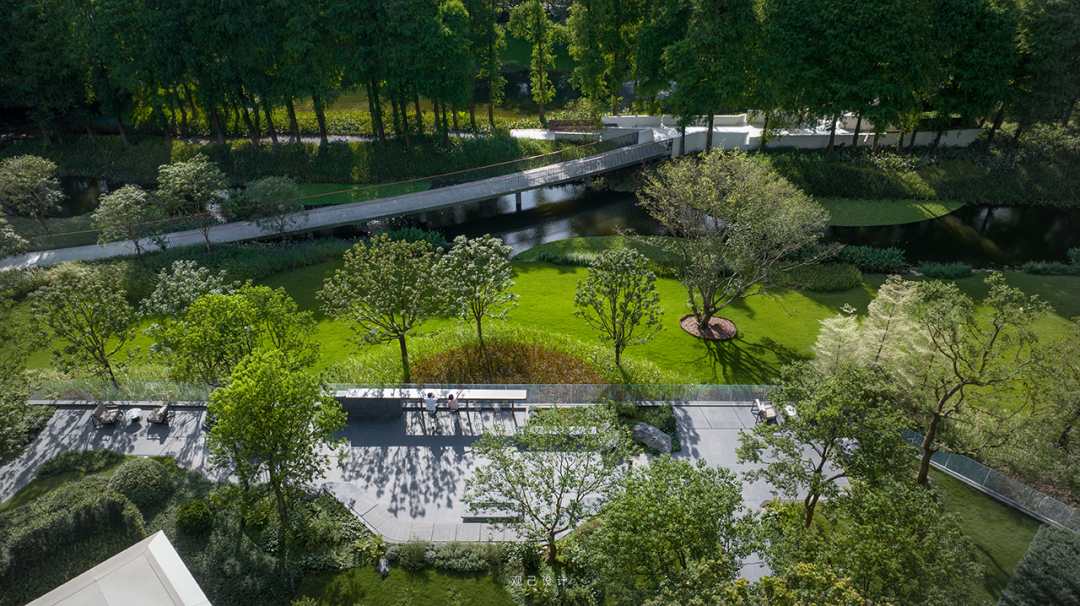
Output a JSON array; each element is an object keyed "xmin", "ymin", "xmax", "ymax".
[
  {"xmin": 239, "ymin": 176, "xmax": 306, "ymax": 239},
  {"xmin": 920, "ymin": 261, "xmax": 974, "ymax": 279},
  {"xmin": 574, "ymin": 248, "xmax": 664, "ymax": 365},
  {"xmin": 639, "ymin": 150, "xmax": 830, "ymax": 330},
  {"xmin": 35, "ymin": 450, "xmax": 126, "ymax": 480},
  {"xmin": 412, "ymin": 341, "xmax": 606, "ymax": 384},
  {"xmin": 382, "ymin": 226, "xmax": 449, "ymax": 250},
  {"xmin": 318, "ymin": 234, "xmax": 443, "ymax": 383},
  {"xmin": 837, "ymin": 245, "xmax": 908, "ymax": 273},
  {"xmin": 1070, "ymin": 248, "xmax": 1080, "ymax": 266},
  {"xmin": 434, "ymin": 541, "xmax": 505, "ymax": 573},
  {"xmin": 465, "ymin": 406, "xmax": 631, "ymax": 563},
  {"xmin": 30, "ymin": 265, "xmax": 136, "ymax": 385},
  {"xmin": 0, "ymin": 155, "xmax": 62, "ymax": 234},
  {"xmin": 92, "ymin": 184, "xmax": 161, "ymax": 255},
  {"xmin": 781, "ymin": 264, "xmax": 863, "ymax": 293},
  {"xmin": 0, "ymin": 476, "xmax": 146, "ymax": 606},
  {"xmin": 997, "ymin": 526, "xmax": 1080, "ymax": 606},
  {"xmin": 0, "ymin": 216, "xmax": 28, "ymax": 257},
  {"xmin": 176, "ymin": 498, "xmax": 215, "ymax": 536},
  {"xmin": 207, "ymin": 349, "xmax": 347, "ymax": 524},
  {"xmin": 438, "ymin": 234, "xmax": 519, "ymax": 344},
  {"xmin": 397, "ymin": 540, "xmax": 432, "ymax": 571},
  {"xmin": 1022, "ymin": 261, "xmax": 1080, "ymax": 276},
  {"xmin": 108, "ymin": 457, "xmax": 175, "ymax": 507}
]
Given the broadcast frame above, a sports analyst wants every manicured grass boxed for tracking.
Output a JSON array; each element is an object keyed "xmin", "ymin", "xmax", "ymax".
[
  {"xmin": 817, "ymin": 197, "xmax": 967, "ymax": 226},
  {"xmin": 930, "ymin": 468, "xmax": 1043, "ymax": 603},
  {"xmin": 294, "ymin": 566, "xmax": 513, "ymax": 606},
  {"xmin": 296, "ymin": 181, "xmax": 431, "ymax": 206},
  {"xmin": 0, "ymin": 459, "xmax": 127, "ymax": 513},
  {"xmin": 502, "ymin": 32, "xmax": 577, "ymax": 72}
]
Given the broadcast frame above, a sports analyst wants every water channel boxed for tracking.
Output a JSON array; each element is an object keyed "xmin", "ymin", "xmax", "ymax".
[{"xmin": 56, "ymin": 178, "xmax": 1080, "ymax": 267}]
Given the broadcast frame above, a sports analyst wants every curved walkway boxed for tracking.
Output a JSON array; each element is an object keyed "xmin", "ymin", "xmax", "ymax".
[{"xmin": 0, "ymin": 138, "xmax": 671, "ymax": 271}]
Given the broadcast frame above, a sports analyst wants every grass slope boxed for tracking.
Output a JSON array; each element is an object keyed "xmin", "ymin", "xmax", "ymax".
[
  {"xmin": 296, "ymin": 181, "xmax": 432, "ymax": 206},
  {"xmin": 930, "ymin": 468, "xmax": 1042, "ymax": 603},
  {"xmin": 816, "ymin": 197, "xmax": 966, "ymax": 226},
  {"xmin": 294, "ymin": 566, "xmax": 513, "ymax": 606}
]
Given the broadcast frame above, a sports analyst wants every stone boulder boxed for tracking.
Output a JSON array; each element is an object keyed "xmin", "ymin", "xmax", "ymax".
[
  {"xmin": 378, "ymin": 558, "xmax": 390, "ymax": 578},
  {"xmin": 633, "ymin": 422, "xmax": 672, "ymax": 453}
]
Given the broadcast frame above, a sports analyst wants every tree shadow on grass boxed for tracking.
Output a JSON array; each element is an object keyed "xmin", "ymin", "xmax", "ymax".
[{"xmin": 696, "ymin": 336, "xmax": 811, "ymax": 385}]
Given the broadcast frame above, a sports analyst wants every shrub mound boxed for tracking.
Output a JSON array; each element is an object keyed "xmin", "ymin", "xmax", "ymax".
[
  {"xmin": 998, "ymin": 526, "xmax": 1080, "ymax": 606},
  {"xmin": 920, "ymin": 261, "xmax": 973, "ymax": 279},
  {"xmin": 412, "ymin": 342, "xmax": 606, "ymax": 384},
  {"xmin": 108, "ymin": 457, "xmax": 175, "ymax": 507},
  {"xmin": 36, "ymin": 449, "xmax": 125, "ymax": 480},
  {"xmin": 782, "ymin": 263, "xmax": 864, "ymax": 293},
  {"xmin": 839, "ymin": 245, "xmax": 908, "ymax": 273},
  {"xmin": 176, "ymin": 498, "xmax": 215, "ymax": 536}
]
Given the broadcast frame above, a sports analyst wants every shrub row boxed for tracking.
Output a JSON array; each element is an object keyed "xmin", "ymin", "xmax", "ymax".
[
  {"xmin": 838, "ymin": 245, "xmax": 908, "ymax": 273},
  {"xmin": 781, "ymin": 263, "xmax": 864, "ymax": 293},
  {"xmin": 919, "ymin": 261, "xmax": 973, "ymax": 279},
  {"xmin": 385, "ymin": 540, "xmax": 506, "ymax": 573},
  {"xmin": 1022, "ymin": 248, "xmax": 1080, "ymax": 276},
  {"xmin": 0, "ymin": 476, "xmax": 146, "ymax": 606}
]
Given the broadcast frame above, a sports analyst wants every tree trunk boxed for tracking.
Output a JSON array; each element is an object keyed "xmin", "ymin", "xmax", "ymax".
[
  {"xmin": 179, "ymin": 102, "xmax": 188, "ymax": 135},
  {"xmin": 242, "ymin": 105, "xmax": 260, "ymax": 150},
  {"xmin": 451, "ymin": 104, "xmax": 459, "ymax": 131},
  {"xmin": 705, "ymin": 112, "xmax": 714, "ymax": 152},
  {"xmin": 827, "ymin": 116, "xmax": 837, "ymax": 155},
  {"xmin": 271, "ymin": 478, "xmax": 288, "ymax": 525},
  {"xmin": 931, "ymin": 128, "xmax": 944, "ymax": 155},
  {"xmin": 84, "ymin": 117, "xmax": 96, "ymax": 143},
  {"xmin": 263, "ymin": 99, "xmax": 280, "ymax": 150},
  {"xmin": 615, "ymin": 343, "xmax": 622, "ymax": 366},
  {"xmin": 477, "ymin": 316, "xmax": 484, "ymax": 348},
  {"xmin": 469, "ymin": 91, "xmax": 477, "ymax": 131},
  {"xmin": 488, "ymin": 75, "xmax": 497, "ymax": 129},
  {"xmin": 168, "ymin": 105, "xmax": 179, "ymax": 137},
  {"xmin": 184, "ymin": 83, "xmax": 199, "ymax": 119},
  {"xmin": 897, "ymin": 130, "xmax": 905, "ymax": 151},
  {"xmin": 314, "ymin": 95, "xmax": 329, "ymax": 146},
  {"xmin": 399, "ymin": 335, "xmax": 411, "ymax": 383},
  {"xmin": 442, "ymin": 102, "xmax": 451, "ymax": 151},
  {"xmin": 391, "ymin": 96, "xmax": 401, "ymax": 136},
  {"xmin": 287, "ymin": 100, "xmax": 302, "ymax": 147},
  {"xmin": 401, "ymin": 94, "xmax": 412, "ymax": 148},
  {"xmin": 803, "ymin": 492, "xmax": 820, "ymax": 528},
  {"xmin": 414, "ymin": 94, "xmax": 423, "ymax": 134},
  {"xmin": 1063, "ymin": 98, "xmax": 1076, "ymax": 127},
  {"xmin": 117, "ymin": 117, "xmax": 131, "ymax": 149},
  {"xmin": 372, "ymin": 81, "xmax": 386, "ymax": 146},
  {"xmin": 916, "ymin": 411, "xmax": 944, "ymax": 485},
  {"xmin": 872, "ymin": 132, "xmax": 880, "ymax": 152},
  {"xmin": 210, "ymin": 107, "xmax": 226, "ymax": 144},
  {"xmin": 908, "ymin": 128, "xmax": 918, "ymax": 152},
  {"xmin": 679, "ymin": 125, "xmax": 685, "ymax": 157},
  {"xmin": 545, "ymin": 534, "xmax": 557, "ymax": 564},
  {"xmin": 759, "ymin": 114, "xmax": 769, "ymax": 152},
  {"xmin": 252, "ymin": 102, "xmax": 261, "ymax": 133},
  {"xmin": 612, "ymin": 52, "xmax": 621, "ymax": 116},
  {"xmin": 985, "ymin": 109, "xmax": 1004, "ymax": 153},
  {"xmin": 851, "ymin": 115, "xmax": 861, "ymax": 149}
]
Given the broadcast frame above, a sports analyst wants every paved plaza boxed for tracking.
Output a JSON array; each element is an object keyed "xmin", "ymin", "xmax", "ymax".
[{"xmin": 0, "ymin": 401, "xmax": 780, "ymax": 578}]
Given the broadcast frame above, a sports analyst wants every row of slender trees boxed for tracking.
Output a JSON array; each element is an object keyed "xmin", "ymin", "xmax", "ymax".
[{"xmin": 1, "ymin": 0, "xmax": 1077, "ymax": 151}]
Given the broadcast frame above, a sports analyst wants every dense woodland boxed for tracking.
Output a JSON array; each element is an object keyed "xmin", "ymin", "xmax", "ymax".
[{"xmin": 1, "ymin": 0, "xmax": 1078, "ymax": 151}]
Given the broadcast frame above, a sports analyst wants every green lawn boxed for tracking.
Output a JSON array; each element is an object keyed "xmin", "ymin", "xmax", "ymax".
[
  {"xmin": 0, "ymin": 459, "xmax": 126, "ymax": 513},
  {"xmin": 816, "ymin": 197, "xmax": 967, "ymax": 226},
  {"xmin": 296, "ymin": 182, "xmax": 432, "ymax": 206},
  {"xmin": 294, "ymin": 566, "xmax": 513, "ymax": 606},
  {"xmin": 502, "ymin": 32, "xmax": 577, "ymax": 72},
  {"xmin": 930, "ymin": 468, "xmax": 1043, "ymax": 603}
]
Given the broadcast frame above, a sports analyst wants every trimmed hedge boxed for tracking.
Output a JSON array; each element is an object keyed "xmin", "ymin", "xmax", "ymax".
[
  {"xmin": 838, "ymin": 245, "xmax": 908, "ymax": 273},
  {"xmin": 35, "ymin": 449, "xmax": 125, "ymax": 480},
  {"xmin": 1022, "ymin": 261, "xmax": 1080, "ymax": 276},
  {"xmin": 920, "ymin": 261, "xmax": 973, "ymax": 279},
  {"xmin": 176, "ymin": 498, "xmax": 215, "ymax": 536},
  {"xmin": 997, "ymin": 526, "xmax": 1080, "ymax": 606},
  {"xmin": 108, "ymin": 457, "xmax": 175, "ymax": 507},
  {"xmin": 782, "ymin": 263, "xmax": 864, "ymax": 293},
  {"xmin": 0, "ymin": 476, "xmax": 146, "ymax": 606}
]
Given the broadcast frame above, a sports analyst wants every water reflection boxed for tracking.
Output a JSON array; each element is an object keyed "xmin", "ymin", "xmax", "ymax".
[{"xmin": 58, "ymin": 177, "xmax": 112, "ymax": 217}]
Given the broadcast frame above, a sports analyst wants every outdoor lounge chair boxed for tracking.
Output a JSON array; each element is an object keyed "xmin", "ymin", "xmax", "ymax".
[
  {"xmin": 147, "ymin": 402, "xmax": 173, "ymax": 425},
  {"xmin": 91, "ymin": 402, "xmax": 121, "ymax": 428}
]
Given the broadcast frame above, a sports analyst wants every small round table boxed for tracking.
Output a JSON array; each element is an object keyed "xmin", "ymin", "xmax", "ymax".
[{"xmin": 127, "ymin": 408, "xmax": 143, "ymax": 422}]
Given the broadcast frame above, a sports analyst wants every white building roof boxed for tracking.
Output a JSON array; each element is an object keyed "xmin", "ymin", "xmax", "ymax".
[{"xmin": 27, "ymin": 531, "xmax": 211, "ymax": 606}]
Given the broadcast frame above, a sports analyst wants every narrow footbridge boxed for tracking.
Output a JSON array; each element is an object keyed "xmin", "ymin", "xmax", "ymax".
[{"xmin": 0, "ymin": 135, "xmax": 672, "ymax": 270}]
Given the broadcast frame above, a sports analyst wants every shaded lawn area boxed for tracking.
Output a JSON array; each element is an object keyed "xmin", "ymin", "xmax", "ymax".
[
  {"xmin": 930, "ymin": 468, "xmax": 1042, "ymax": 603},
  {"xmin": 294, "ymin": 566, "xmax": 513, "ymax": 606},
  {"xmin": 816, "ymin": 197, "xmax": 966, "ymax": 226},
  {"xmin": 296, "ymin": 182, "xmax": 431, "ymax": 207}
]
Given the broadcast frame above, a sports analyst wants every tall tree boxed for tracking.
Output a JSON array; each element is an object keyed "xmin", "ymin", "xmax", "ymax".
[
  {"xmin": 318, "ymin": 234, "xmax": 443, "ymax": 383},
  {"xmin": 0, "ymin": 156, "xmax": 63, "ymax": 235},
  {"xmin": 583, "ymin": 456, "xmax": 751, "ymax": 604},
  {"xmin": 92, "ymin": 184, "xmax": 161, "ymax": 257},
  {"xmin": 464, "ymin": 405, "xmax": 631, "ymax": 563},
  {"xmin": 437, "ymin": 234, "xmax": 518, "ymax": 346},
  {"xmin": 239, "ymin": 176, "xmax": 307, "ymax": 240},
  {"xmin": 463, "ymin": 0, "xmax": 506, "ymax": 129},
  {"xmin": 509, "ymin": 0, "xmax": 561, "ymax": 124},
  {"xmin": 573, "ymin": 248, "xmax": 663, "ymax": 366},
  {"xmin": 156, "ymin": 154, "xmax": 228, "ymax": 251},
  {"xmin": 207, "ymin": 348, "xmax": 346, "ymax": 524},
  {"xmin": 567, "ymin": 0, "xmax": 644, "ymax": 115},
  {"xmin": 638, "ymin": 151, "xmax": 830, "ymax": 333},
  {"xmin": 737, "ymin": 363, "xmax": 912, "ymax": 528},
  {"xmin": 31, "ymin": 268, "xmax": 137, "ymax": 389}
]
